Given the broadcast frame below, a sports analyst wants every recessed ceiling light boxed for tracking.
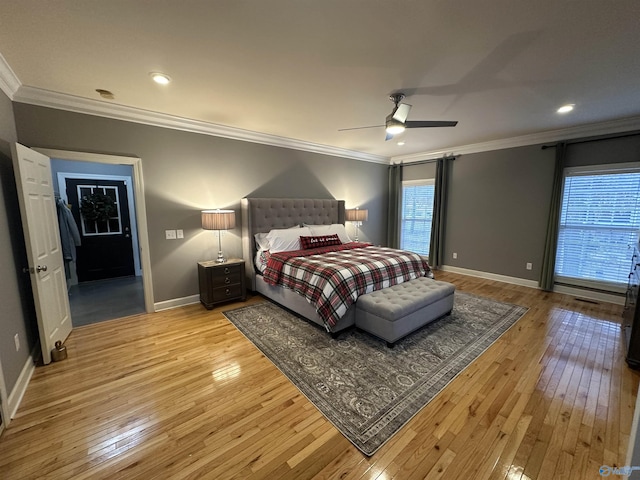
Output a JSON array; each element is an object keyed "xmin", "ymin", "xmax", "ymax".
[
  {"xmin": 557, "ymin": 104, "xmax": 575, "ymax": 114},
  {"xmin": 397, "ymin": 141, "xmax": 405, "ymax": 146},
  {"xmin": 150, "ymin": 72, "xmax": 171, "ymax": 85}
]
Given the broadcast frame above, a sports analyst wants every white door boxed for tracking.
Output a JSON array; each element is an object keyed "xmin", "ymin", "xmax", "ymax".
[{"xmin": 11, "ymin": 143, "xmax": 72, "ymax": 365}]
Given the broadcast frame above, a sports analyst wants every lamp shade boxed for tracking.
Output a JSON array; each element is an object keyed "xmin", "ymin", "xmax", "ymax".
[
  {"xmin": 345, "ymin": 208, "xmax": 368, "ymax": 222},
  {"xmin": 201, "ymin": 209, "xmax": 236, "ymax": 230}
]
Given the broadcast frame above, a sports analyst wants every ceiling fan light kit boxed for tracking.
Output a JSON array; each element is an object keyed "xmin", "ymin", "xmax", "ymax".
[
  {"xmin": 340, "ymin": 92, "xmax": 458, "ymax": 141},
  {"xmin": 385, "ymin": 118, "xmax": 406, "ymax": 135}
]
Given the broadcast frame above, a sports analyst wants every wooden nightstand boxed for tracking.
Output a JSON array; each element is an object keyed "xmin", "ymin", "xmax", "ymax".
[{"xmin": 197, "ymin": 258, "xmax": 246, "ymax": 309}]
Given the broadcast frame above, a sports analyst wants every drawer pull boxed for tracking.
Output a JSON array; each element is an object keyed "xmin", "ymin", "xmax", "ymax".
[
  {"xmin": 225, "ymin": 277, "xmax": 231, "ymax": 284},
  {"xmin": 224, "ymin": 267, "xmax": 230, "ymax": 274},
  {"xmin": 225, "ymin": 288, "xmax": 231, "ymax": 296}
]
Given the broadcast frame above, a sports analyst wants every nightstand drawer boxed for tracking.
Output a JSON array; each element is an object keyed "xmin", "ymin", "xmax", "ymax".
[
  {"xmin": 211, "ymin": 284, "xmax": 244, "ymax": 302},
  {"xmin": 211, "ymin": 270, "xmax": 242, "ymax": 288},
  {"xmin": 211, "ymin": 264, "xmax": 242, "ymax": 278}
]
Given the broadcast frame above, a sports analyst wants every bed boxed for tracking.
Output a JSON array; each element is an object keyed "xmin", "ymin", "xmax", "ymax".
[{"xmin": 240, "ymin": 197, "xmax": 431, "ymax": 334}]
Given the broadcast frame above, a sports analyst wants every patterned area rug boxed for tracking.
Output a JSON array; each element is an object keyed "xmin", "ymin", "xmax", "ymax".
[{"xmin": 223, "ymin": 292, "xmax": 528, "ymax": 456}]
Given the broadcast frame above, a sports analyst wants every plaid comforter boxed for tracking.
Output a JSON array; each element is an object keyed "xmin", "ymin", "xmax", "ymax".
[{"xmin": 263, "ymin": 243, "xmax": 431, "ymax": 328}]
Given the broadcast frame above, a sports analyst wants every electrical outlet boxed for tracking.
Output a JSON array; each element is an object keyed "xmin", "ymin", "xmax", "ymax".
[
  {"xmin": 14, "ymin": 333, "xmax": 20, "ymax": 352},
  {"xmin": 526, "ymin": 262, "xmax": 533, "ymax": 270},
  {"xmin": 165, "ymin": 230, "xmax": 177, "ymax": 240},
  {"xmin": 453, "ymin": 252, "xmax": 458, "ymax": 259},
  {"xmin": 176, "ymin": 229, "xmax": 184, "ymax": 239}
]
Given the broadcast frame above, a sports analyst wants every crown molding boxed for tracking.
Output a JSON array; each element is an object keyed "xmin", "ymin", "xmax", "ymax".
[
  {"xmin": 0, "ymin": 54, "xmax": 21, "ymax": 99},
  {"xmin": 12, "ymin": 85, "xmax": 389, "ymax": 164},
  {"xmin": 392, "ymin": 115, "xmax": 640, "ymax": 163},
  {"xmin": 9, "ymin": 55, "xmax": 639, "ymax": 166}
]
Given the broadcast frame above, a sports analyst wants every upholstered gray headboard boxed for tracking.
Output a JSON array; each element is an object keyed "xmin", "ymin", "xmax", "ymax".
[{"xmin": 241, "ymin": 198, "xmax": 346, "ymax": 290}]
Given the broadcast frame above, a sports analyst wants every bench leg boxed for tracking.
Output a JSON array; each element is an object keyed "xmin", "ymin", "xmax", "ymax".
[
  {"xmin": 446, "ymin": 310, "xmax": 452, "ymax": 316},
  {"xmin": 386, "ymin": 341, "xmax": 395, "ymax": 348}
]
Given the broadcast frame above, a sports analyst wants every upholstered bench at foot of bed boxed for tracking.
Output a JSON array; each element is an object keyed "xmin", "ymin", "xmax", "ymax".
[{"xmin": 355, "ymin": 277, "xmax": 456, "ymax": 347}]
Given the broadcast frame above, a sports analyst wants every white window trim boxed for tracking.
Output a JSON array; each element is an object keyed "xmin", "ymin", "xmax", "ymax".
[
  {"xmin": 555, "ymin": 161, "xmax": 640, "ymax": 291},
  {"xmin": 564, "ymin": 161, "xmax": 640, "ymax": 176}
]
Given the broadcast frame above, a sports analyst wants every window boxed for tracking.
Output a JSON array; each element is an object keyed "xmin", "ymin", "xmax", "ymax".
[
  {"xmin": 555, "ymin": 164, "xmax": 640, "ymax": 291},
  {"xmin": 77, "ymin": 185, "xmax": 123, "ymax": 236},
  {"xmin": 401, "ymin": 179, "xmax": 435, "ymax": 255}
]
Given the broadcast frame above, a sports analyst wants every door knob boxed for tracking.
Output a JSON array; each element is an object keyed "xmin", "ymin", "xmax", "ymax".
[{"xmin": 36, "ymin": 265, "xmax": 48, "ymax": 273}]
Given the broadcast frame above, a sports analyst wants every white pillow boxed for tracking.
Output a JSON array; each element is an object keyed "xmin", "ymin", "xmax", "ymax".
[
  {"xmin": 254, "ymin": 232, "xmax": 270, "ymax": 250},
  {"xmin": 254, "ymin": 224, "xmax": 299, "ymax": 250},
  {"xmin": 267, "ymin": 226, "xmax": 312, "ymax": 253},
  {"xmin": 306, "ymin": 223, "xmax": 352, "ymax": 244}
]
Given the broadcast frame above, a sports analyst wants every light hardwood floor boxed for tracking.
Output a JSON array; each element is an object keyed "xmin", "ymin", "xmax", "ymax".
[{"xmin": 1, "ymin": 271, "xmax": 638, "ymax": 479}]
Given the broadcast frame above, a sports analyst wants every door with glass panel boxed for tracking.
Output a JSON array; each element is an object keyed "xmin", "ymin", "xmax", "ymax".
[{"xmin": 65, "ymin": 178, "xmax": 135, "ymax": 281}]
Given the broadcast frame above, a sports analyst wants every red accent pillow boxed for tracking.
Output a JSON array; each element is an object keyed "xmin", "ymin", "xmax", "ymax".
[{"xmin": 300, "ymin": 234, "xmax": 342, "ymax": 249}]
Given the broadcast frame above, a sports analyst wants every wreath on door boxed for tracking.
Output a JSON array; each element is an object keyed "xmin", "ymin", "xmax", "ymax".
[{"xmin": 80, "ymin": 193, "xmax": 116, "ymax": 222}]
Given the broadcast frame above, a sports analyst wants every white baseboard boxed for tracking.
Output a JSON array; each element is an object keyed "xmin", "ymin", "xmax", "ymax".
[
  {"xmin": 440, "ymin": 265, "xmax": 625, "ymax": 305},
  {"xmin": 440, "ymin": 265, "xmax": 540, "ymax": 289},
  {"xmin": 8, "ymin": 350, "xmax": 36, "ymax": 419},
  {"xmin": 154, "ymin": 294, "xmax": 200, "ymax": 312},
  {"xmin": 553, "ymin": 285, "xmax": 624, "ymax": 306}
]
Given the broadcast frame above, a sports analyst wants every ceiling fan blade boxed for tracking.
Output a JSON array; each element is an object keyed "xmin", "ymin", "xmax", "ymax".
[
  {"xmin": 392, "ymin": 103, "xmax": 411, "ymax": 123},
  {"xmin": 405, "ymin": 120, "xmax": 458, "ymax": 128},
  {"xmin": 338, "ymin": 125, "xmax": 384, "ymax": 132}
]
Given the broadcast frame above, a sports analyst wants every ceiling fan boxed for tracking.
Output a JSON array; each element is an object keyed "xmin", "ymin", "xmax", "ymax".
[{"xmin": 340, "ymin": 93, "xmax": 458, "ymax": 141}]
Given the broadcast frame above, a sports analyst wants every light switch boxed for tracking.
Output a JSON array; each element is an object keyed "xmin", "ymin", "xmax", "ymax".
[
  {"xmin": 165, "ymin": 229, "xmax": 177, "ymax": 240},
  {"xmin": 176, "ymin": 229, "xmax": 184, "ymax": 239}
]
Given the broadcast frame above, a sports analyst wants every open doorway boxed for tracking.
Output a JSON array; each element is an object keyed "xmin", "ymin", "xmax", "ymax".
[
  {"xmin": 55, "ymin": 164, "xmax": 145, "ymax": 325},
  {"xmin": 36, "ymin": 149, "xmax": 154, "ymax": 325}
]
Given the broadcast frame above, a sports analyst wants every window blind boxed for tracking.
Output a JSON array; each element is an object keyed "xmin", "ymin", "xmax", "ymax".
[
  {"xmin": 555, "ymin": 168, "xmax": 640, "ymax": 289},
  {"xmin": 401, "ymin": 180, "xmax": 435, "ymax": 256}
]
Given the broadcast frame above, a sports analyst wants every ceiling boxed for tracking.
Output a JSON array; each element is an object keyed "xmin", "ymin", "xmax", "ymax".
[{"xmin": 1, "ymin": 0, "xmax": 639, "ymax": 162}]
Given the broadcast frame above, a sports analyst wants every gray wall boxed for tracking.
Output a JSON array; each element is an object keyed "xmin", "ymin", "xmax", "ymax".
[
  {"xmin": 565, "ymin": 134, "xmax": 640, "ymax": 167},
  {"xmin": 444, "ymin": 145, "xmax": 557, "ymax": 280},
  {"xmin": 13, "ymin": 103, "xmax": 389, "ymax": 303},
  {"xmin": 403, "ymin": 161, "xmax": 437, "ymax": 182},
  {"xmin": 425, "ymin": 135, "xmax": 640, "ymax": 282},
  {"xmin": 0, "ymin": 92, "xmax": 38, "ymax": 394},
  {"xmin": 11, "ymin": 102, "xmax": 640, "ymax": 307}
]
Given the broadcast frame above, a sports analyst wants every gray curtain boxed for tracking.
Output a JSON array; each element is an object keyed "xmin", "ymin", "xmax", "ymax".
[
  {"xmin": 540, "ymin": 142, "xmax": 567, "ymax": 291},
  {"xmin": 429, "ymin": 157, "xmax": 450, "ymax": 268},
  {"xmin": 387, "ymin": 163, "xmax": 403, "ymax": 248}
]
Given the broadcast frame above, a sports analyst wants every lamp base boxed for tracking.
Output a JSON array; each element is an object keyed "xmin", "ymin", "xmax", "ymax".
[{"xmin": 216, "ymin": 230, "xmax": 226, "ymax": 263}]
